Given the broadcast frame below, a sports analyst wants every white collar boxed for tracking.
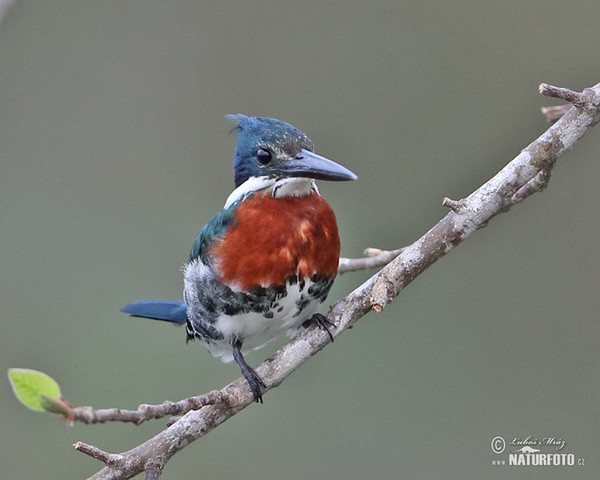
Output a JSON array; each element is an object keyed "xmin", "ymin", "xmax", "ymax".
[{"xmin": 224, "ymin": 176, "xmax": 319, "ymax": 209}]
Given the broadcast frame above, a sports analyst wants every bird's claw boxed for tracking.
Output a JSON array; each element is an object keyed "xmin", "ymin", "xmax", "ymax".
[
  {"xmin": 303, "ymin": 313, "xmax": 336, "ymax": 343},
  {"xmin": 244, "ymin": 367, "xmax": 266, "ymax": 403}
]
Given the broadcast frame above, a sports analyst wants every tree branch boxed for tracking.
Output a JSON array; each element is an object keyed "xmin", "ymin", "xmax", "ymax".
[
  {"xmin": 80, "ymin": 81, "xmax": 600, "ymax": 479},
  {"xmin": 540, "ymin": 104, "xmax": 571, "ymax": 122},
  {"xmin": 539, "ymin": 82, "xmax": 588, "ymax": 106},
  {"xmin": 69, "ymin": 390, "xmax": 224, "ymax": 425},
  {"xmin": 338, "ymin": 247, "xmax": 404, "ymax": 274}
]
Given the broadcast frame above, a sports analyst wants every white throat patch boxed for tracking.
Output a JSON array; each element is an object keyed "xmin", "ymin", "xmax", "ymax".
[
  {"xmin": 270, "ymin": 177, "xmax": 318, "ymax": 198},
  {"xmin": 225, "ymin": 177, "xmax": 319, "ymax": 209}
]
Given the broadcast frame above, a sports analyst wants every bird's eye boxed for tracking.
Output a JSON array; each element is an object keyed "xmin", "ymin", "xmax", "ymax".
[{"xmin": 256, "ymin": 148, "xmax": 272, "ymax": 165}]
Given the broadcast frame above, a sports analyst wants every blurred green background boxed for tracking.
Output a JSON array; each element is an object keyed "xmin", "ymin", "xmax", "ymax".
[{"xmin": 1, "ymin": 1, "xmax": 599, "ymax": 478}]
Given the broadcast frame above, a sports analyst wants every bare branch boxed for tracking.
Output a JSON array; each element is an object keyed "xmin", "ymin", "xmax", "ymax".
[
  {"xmin": 541, "ymin": 104, "xmax": 571, "ymax": 122},
  {"xmin": 338, "ymin": 247, "xmax": 404, "ymax": 274},
  {"xmin": 511, "ymin": 164, "xmax": 554, "ymax": 203},
  {"xmin": 356, "ymin": 82, "xmax": 600, "ymax": 313},
  {"xmin": 539, "ymin": 83, "xmax": 586, "ymax": 106},
  {"xmin": 74, "ymin": 443, "xmax": 123, "ymax": 468},
  {"xmin": 70, "ymin": 390, "xmax": 223, "ymax": 425},
  {"xmin": 539, "ymin": 82, "xmax": 600, "ymax": 122},
  {"xmin": 144, "ymin": 465, "xmax": 162, "ymax": 480},
  {"xmin": 80, "ymin": 81, "xmax": 600, "ymax": 479},
  {"xmin": 441, "ymin": 197, "xmax": 464, "ymax": 212}
]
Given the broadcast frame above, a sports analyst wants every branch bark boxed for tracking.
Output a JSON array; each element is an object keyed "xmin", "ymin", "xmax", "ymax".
[
  {"xmin": 80, "ymin": 81, "xmax": 600, "ymax": 479},
  {"xmin": 338, "ymin": 247, "xmax": 404, "ymax": 274},
  {"xmin": 70, "ymin": 391, "xmax": 224, "ymax": 425}
]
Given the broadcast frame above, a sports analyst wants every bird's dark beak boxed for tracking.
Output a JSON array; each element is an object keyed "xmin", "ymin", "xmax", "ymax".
[{"xmin": 281, "ymin": 149, "xmax": 358, "ymax": 181}]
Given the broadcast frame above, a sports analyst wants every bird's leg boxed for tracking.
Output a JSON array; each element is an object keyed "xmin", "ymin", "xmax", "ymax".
[
  {"xmin": 232, "ymin": 339, "xmax": 266, "ymax": 403},
  {"xmin": 303, "ymin": 313, "xmax": 335, "ymax": 343}
]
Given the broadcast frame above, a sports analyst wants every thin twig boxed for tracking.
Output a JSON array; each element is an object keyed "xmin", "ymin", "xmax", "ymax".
[
  {"xmin": 144, "ymin": 465, "xmax": 162, "ymax": 480},
  {"xmin": 74, "ymin": 443, "xmax": 123, "ymax": 468},
  {"xmin": 338, "ymin": 248, "xmax": 404, "ymax": 274},
  {"xmin": 71, "ymin": 390, "xmax": 223, "ymax": 425},
  {"xmin": 541, "ymin": 104, "xmax": 571, "ymax": 122},
  {"xmin": 441, "ymin": 197, "xmax": 464, "ymax": 212},
  {"xmin": 539, "ymin": 83, "xmax": 587, "ymax": 106}
]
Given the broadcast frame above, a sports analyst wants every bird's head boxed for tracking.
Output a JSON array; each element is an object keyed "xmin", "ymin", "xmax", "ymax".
[{"xmin": 227, "ymin": 114, "xmax": 357, "ymax": 187}]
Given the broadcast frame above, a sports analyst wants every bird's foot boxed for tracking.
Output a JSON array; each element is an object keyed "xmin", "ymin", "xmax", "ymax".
[
  {"xmin": 232, "ymin": 341, "xmax": 266, "ymax": 403},
  {"xmin": 242, "ymin": 365, "xmax": 266, "ymax": 404},
  {"xmin": 303, "ymin": 313, "xmax": 336, "ymax": 343}
]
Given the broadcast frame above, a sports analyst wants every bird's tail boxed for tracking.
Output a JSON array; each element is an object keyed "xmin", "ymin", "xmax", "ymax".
[{"xmin": 120, "ymin": 300, "xmax": 187, "ymax": 324}]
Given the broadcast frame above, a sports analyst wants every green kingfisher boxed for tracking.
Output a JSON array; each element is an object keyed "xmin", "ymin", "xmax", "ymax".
[{"xmin": 121, "ymin": 115, "xmax": 357, "ymax": 402}]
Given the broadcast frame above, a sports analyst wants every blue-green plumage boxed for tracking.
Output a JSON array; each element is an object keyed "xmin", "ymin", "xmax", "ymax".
[
  {"xmin": 189, "ymin": 202, "xmax": 237, "ymax": 263},
  {"xmin": 228, "ymin": 114, "xmax": 355, "ymax": 187},
  {"xmin": 121, "ymin": 114, "xmax": 357, "ymax": 402}
]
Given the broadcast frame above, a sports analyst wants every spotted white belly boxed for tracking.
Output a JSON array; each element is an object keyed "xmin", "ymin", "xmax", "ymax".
[{"xmin": 206, "ymin": 279, "xmax": 321, "ymax": 363}]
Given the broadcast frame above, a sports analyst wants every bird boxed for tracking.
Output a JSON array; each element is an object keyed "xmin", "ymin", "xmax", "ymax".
[{"xmin": 121, "ymin": 114, "xmax": 357, "ymax": 402}]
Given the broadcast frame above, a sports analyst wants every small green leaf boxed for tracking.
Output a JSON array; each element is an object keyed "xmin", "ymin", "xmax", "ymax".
[{"xmin": 8, "ymin": 368, "xmax": 62, "ymax": 412}]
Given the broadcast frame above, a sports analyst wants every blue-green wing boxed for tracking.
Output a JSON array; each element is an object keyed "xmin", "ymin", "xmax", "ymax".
[{"xmin": 188, "ymin": 203, "xmax": 238, "ymax": 262}]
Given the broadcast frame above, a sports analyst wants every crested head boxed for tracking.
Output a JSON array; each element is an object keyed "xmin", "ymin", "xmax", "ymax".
[{"xmin": 226, "ymin": 114, "xmax": 357, "ymax": 187}]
